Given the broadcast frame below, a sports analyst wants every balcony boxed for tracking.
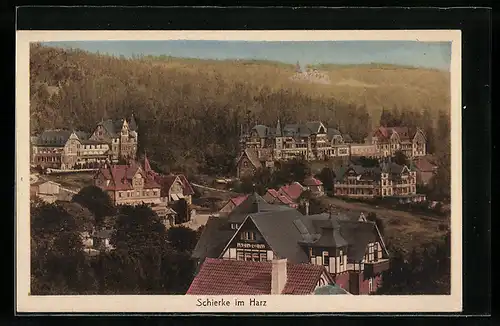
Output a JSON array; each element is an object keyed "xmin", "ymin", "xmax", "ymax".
[{"xmin": 364, "ymin": 259, "xmax": 390, "ymax": 277}]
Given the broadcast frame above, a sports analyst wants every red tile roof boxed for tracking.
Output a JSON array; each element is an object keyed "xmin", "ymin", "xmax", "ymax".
[
  {"xmin": 303, "ymin": 176, "xmax": 323, "ymax": 186},
  {"xmin": 186, "ymin": 258, "xmax": 329, "ymax": 295},
  {"xmin": 266, "ymin": 189, "xmax": 294, "ymax": 206},
  {"xmin": 97, "ymin": 164, "xmax": 161, "ymax": 191},
  {"xmin": 231, "ymin": 194, "xmax": 250, "ymax": 206},
  {"xmin": 413, "ymin": 157, "xmax": 438, "ymax": 172},
  {"xmin": 155, "ymin": 174, "xmax": 194, "ymax": 197},
  {"xmin": 373, "ymin": 126, "xmax": 417, "ymax": 141},
  {"xmin": 279, "ymin": 182, "xmax": 305, "ymax": 201}
]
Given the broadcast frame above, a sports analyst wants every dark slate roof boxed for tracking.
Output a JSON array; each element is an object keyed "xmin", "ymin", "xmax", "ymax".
[
  {"xmin": 305, "ymin": 219, "xmax": 349, "ymax": 247},
  {"xmin": 35, "ymin": 130, "xmax": 72, "ymax": 146},
  {"xmin": 342, "ymin": 134, "xmax": 353, "ymax": 143},
  {"xmin": 305, "ymin": 121, "xmax": 324, "ymax": 134},
  {"xmin": 75, "ymin": 131, "xmax": 89, "ymax": 140},
  {"xmin": 334, "ymin": 164, "xmax": 382, "ymax": 181},
  {"xmin": 327, "ymin": 128, "xmax": 342, "ymax": 140},
  {"xmin": 275, "ymin": 119, "xmax": 283, "ymax": 137},
  {"xmin": 248, "ymin": 210, "xmax": 309, "ymax": 263},
  {"xmin": 98, "ymin": 119, "xmax": 126, "ymax": 138},
  {"xmin": 192, "ymin": 217, "xmax": 235, "ymax": 260},
  {"xmin": 129, "ymin": 115, "xmax": 138, "ymax": 131},
  {"xmin": 252, "ymin": 125, "xmax": 271, "ymax": 138},
  {"xmin": 228, "ymin": 192, "xmax": 295, "ymax": 224},
  {"xmin": 237, "ymin": 149, "xmax": 263, "ymax": 169},
  {"xmin": 381, "ymin": 162, "xmax": 406, "ymax": 175},
  {"xmin": 338, "ymin": 220, "xmax": 377, "ymax": 262},
  {"xmin": 294, "ymin": 213, "xmax": 379, "ymax": 262}
]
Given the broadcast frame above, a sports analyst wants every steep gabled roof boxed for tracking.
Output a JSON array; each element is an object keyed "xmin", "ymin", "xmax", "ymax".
[
  {"xmin": 192, "ymin": 217, "xmax": 235, "ymax": 260},
  {"xmin": 129, "ymin": 114, "xmax": 138, "ymax": 131},
  {"xmin": 251, "ymin": 125, "xmax": 271, "ymax": 138},
  {"xmin": 373, "ymin": 126, "xmax": 420, "ymax": 142},
  {"xmin": 230, "ymin": 194, "xmax": 250, "ymax": 206},
  {"xmin": 237, "ymin": 149, "xmax": 263, "ymax": 169},
  {"xmin": 245, "ymin": 210, "xmax": 309, "ymax": 263},
  {"xmin": 279, "ymin": 182, "xmax": 305, "ymax": 201},
  {"xmin": 303, "ymin": 176, "xmax": 323, "ymax": 186},
  {"xmin": 413, "ymin": 157, "xmax": 438, "ymax": 172},
  {"xmin": 228, "ymin": 192, "xmax": 295, "ymax": 224},
  {"xmin": 305, "ymin": 121, "xmax": 326, "ymax": 134},
  {"xmin": 327, "ymin": 128, "xmax": 342, "ymax": 141},
  {"xmin": 97, "ymin": 163, "xmax": 161, "ymax": 191},
  {"xmin": 186, "ymin": 258, "xmax": 335, "ymax": 295}
]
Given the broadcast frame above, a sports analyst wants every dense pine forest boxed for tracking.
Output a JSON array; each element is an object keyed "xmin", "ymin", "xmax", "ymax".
[{"xmin": 30, "ymin": 43, "xmax": 451, "ymax": 177}]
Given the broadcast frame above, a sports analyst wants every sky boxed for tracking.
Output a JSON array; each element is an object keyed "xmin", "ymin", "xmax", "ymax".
[{"xmin": 42, "ymin": 40, "xmax": 452, "ymax": 71}]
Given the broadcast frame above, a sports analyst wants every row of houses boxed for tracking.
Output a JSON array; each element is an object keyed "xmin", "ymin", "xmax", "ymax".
[
  {"xmin": 191, "ymin": 192, "xmax": 389, "ymax": 295},
  {"xmin": 237, "ymin": 149, "xmax": 431, "ymax": 203},
  {"xmin": 31, "ymin": 115, "xmax": 138, "ymax": 170},
  {"xmin": 239, "ymin": 120, "xmax": 427, "ymax": 162}
]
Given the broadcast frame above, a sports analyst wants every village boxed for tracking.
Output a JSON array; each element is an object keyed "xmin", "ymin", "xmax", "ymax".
[{"xmin": 30, "ymin": 113, "xmax": 450, "ymax": 296}]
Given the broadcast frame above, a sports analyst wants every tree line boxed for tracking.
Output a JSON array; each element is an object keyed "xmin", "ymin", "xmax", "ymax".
[
  {"xmin": 30, "ymin": 44, "xmax": 449, "ymax": 178},
  {"xmin": 31, "ymin": 186, "xmax": 201, "ymax": 295}
]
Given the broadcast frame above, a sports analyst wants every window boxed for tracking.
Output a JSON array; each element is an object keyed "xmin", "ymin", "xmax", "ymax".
[
  {"xmin": 373, "ymin": 243, "xmax": 379, "ymax": 262},
  {"xmin": 240, "ymin": 231, "xmax": 256, "ymax": 241},
  {"xmin": 252, "ymin": 253, "xmax": 260, "ymax": 261},
  {"xmin": 322, "ymin": 251, "xmax": 329, "ymax": 266},
  {"xmin": 369, "ymin": 278, "xmax": 374, "ymax": 293},
  {"xmin": 259, "ymin": 252, "xmax": 267, "ymax": 261},
  {"xmin": 244, "ymin": 252, "xmax": 252, "ymax": 261},
  {"xmin": 119, "ymin": 192, "xmax": 123, "ymax": 198},
  {"xmin": 237, "ymin": 251, "xmax": 244, "ymax": 261},
  {"xmin": 243, "ymin": 161, "xmax": 248, "ymax": 167},
  {"xmin": 339, "ymin": 250, "xmax": 344, "ymax": 264}
]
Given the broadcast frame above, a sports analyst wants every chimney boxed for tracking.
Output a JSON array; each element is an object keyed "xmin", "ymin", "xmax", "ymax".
[{"xmin": 271, "ymin": 259, "xmax": 288, "ymax": 295}]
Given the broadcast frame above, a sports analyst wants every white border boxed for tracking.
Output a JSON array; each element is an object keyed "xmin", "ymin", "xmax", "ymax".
[{"xmin": 16, "ymin": 30, "xmax": 462, "ymax": 313}]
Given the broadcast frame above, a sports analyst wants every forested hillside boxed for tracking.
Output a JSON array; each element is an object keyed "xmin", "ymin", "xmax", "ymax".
[{"xmin": 30, "ymin": 43, "xmax": 451, "ymax": 174}]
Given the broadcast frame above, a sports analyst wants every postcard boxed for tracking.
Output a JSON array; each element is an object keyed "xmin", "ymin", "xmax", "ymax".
[{"xmin": 16, "ymin": 30, "xmax": 462, "ymax": 313}]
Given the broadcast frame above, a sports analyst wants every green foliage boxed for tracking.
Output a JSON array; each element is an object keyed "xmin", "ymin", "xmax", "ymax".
[
  {"xmin": 112, "ymin": 204, "xmax": 167, "ymax": 254},
  {"xmin": 393, "ymin": 150, "xmax": 409, "ymax": 166},
  {"xmin": 377, "ymin": 232, "xmax": 450, "ymax": 294},
  {"xmin": 72, "ymin": 185, "xmax": 115, "ymax": 226},
  {"xmin": 30, "ymin": 45, "xmax": 448, "ymax": 175},
  {"xmin": 31, "ymin": 201, "xmax": 98, "ymax": 294},
  {"xmin": 316, "ymin": 167, "xmax": 335, "ymax": 192},
  {"xmin": 166, "ymin": 226, "xmax": 199, "ymax": 253}
]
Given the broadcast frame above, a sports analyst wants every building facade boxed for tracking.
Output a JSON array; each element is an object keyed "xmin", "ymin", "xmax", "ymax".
[
  {"xmin": 31, "ymin": 115, "xmax": 138, "ymax": 170},
  {"xmin": 368, "ymin": 126, "xmax": 426, "ymax": 158},
  {"xmin": 89, "ymin": 115, "xmax": 138, "ymax": 162},
  {"xmin": 238, "ymin": 121, "xmax": 427, "ymax": 169},
  {"xmin": 333, "ymin": 162, "xmax": 426, "ymax": 203},
  {"xmin": 94, "ymin": 162, "xmax": 162, "ymax": 206},
  {"xmin": 192, "ymin": 193, "xmax": 390, "ymax": 295}
]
